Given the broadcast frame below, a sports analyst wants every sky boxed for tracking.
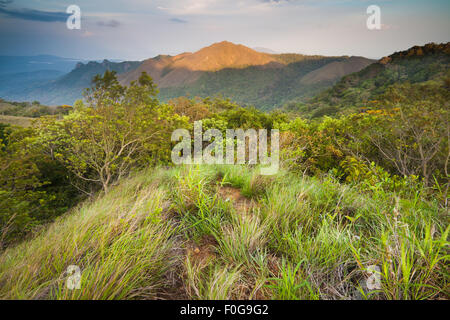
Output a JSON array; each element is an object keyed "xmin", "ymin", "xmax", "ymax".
[{"xmin": 0, "ymin": 0, "xmax": 449, "ymax": 61}]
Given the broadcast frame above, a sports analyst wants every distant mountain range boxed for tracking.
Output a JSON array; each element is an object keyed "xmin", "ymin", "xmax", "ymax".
[
  {"xmin": 0, "ymin": 55, "xmax": 127, "ymax": 105},
  {"xmin": 1, "ymin": 41, "xmax": 448, "ymax": 111},
  {"xmin": 0, "ymin": 41, "xmax": 374, "ymax": 108},
  {"xmin": 1, "ymin": 60, "xmax": 142, "ymax": 106}
]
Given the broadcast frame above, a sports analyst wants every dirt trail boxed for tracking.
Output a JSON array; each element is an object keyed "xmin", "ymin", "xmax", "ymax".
[
  {"xmin": 166, "ymin": 185, "xmax": 257, "ymax": 299},
  {"xmin": 185, "ymin": 186, "xmax": 255, "ymax": 267}
]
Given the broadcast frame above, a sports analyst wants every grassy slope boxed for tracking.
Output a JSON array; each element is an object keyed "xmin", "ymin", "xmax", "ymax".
[
  {"xmin": 0, "ymin": 115, "xmax": 33, "ymax": 127},
  {"xmin": 0, "ymin": 165, "xmax": 448, "ymax": 300}
]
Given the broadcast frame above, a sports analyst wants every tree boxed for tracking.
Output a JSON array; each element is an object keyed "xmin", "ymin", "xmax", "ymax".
[
  {"xmin": 366, "ymin": 82, "xmax": 449, "ymax": 187},
  {"xmin": 169, "ymin": 97, "xmax": 211, "ymax": 122},
  {"xmin": 0, "ymin": 126, "xmax": 77, "ymax": 246},
  {"xmin": 38, "ymin": 71, "xmax": 188, "ymax": 194}
]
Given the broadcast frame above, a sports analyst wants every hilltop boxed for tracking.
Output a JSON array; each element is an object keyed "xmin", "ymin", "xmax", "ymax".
[
  {"xmin": 120, "ymin": 41, "xmax": 374, "ymax": 109},
  {"xmin": 119, "ymin": 41, "xmax": 281, "ymax": 87},
  {"xmin": 0, "ymin": 165, "xmax": 447, "ymax": 299}
]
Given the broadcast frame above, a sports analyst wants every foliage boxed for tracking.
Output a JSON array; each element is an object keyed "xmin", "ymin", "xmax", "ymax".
[
  {"xmin": 286, "ymin": 42, "xmax": 450, "ymax": 118},
  {"xmin": 1, "ymin": 71, "xmax": 190, "ymax": 244},
  {"xmin": 37, "ymin": 71, "xmax": 188, "ymax": 194},
  {"xmin": 280, "ymin": 81, "xmax": 449, "ymax": 203},
  {"xmin": 361, "ymin": 82, "xmax": 449, "ymax": 187},
  {"xmin": 0, "ymin": 125, "xmax": 79, "ymax": 246},
  {"xmin": 0, "ymin": 99, "xmax": 64, "ymax": 118}
]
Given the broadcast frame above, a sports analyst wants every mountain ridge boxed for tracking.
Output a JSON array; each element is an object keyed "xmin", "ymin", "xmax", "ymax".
[
  {"xmin": 292, "ymin": 42, "xmax": 450, "ymax": 118},
  {"xmin": 118, "ymin": 41, "xmax": 374, "ymax": 109},
  {"xmin": 119, "ymin": 41, "xmax": 284, "ymax": 88},
  {"xmin": 0, "ymin": 41, "xmax": 376, "ymax": 108}
]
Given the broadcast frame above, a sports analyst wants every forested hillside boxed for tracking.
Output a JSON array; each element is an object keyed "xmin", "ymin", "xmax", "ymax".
[{"xmin": 288, "ymin": 42, "xmax": 450, "ymax": 118}]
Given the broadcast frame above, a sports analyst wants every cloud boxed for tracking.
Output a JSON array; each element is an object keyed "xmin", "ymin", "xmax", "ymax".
[
  {"xmin": 0, "ymin": 6, "xmax": 68, "ymax": 22},
  {"xmin": 0, "ymin": 0, "xmax": 13, "ymax": 7},
  {"xmin": 259, "ymin": 0, "xmax": 287, "ymax": 3},
  {"xmin": 97, "ymin": 19, "xmax": 121, "ymax": 27},
  {"xmin": 170, "ymin": 17, "xmax": 188, "ymax": 23},
  {"xmin": 155, "ymin": 0, "xmax": 294, "ymax": 16}
]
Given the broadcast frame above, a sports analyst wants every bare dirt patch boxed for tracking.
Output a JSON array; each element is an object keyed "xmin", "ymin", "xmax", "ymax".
[
  {"xmin": 217, "ymin": 186, "xmax": 256, "ymax": 214},
  {"xmin": 187, "ymin": 235, "xmax": 218, "ymax": 265}
]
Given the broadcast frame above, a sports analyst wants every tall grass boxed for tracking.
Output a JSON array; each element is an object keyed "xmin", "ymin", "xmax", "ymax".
[
  {"xmin": 0, "ymin": 165, "xmax": 447, "ymax": 300},
  {"xmin": 0, "ymin": 170, "xmax": 179, "ymax": 299}
]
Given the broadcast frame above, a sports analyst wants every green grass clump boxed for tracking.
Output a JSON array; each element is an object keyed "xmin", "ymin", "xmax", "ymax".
[
  {"xmin": 0, "ymin": 165, "xmax": 447, "ymax": 300},
  {"xmin": 0, "ymin": 170, "xmax": 179, "ymax": 299}
]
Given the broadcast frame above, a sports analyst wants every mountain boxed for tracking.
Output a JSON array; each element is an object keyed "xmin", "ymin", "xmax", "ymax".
[
  {"xmin": 0, "ymin": 70, "xmax": 65, "ymax": 97},
  {"xmin": 296, "ymin": 42, "xmax": 450, "ymax": 118},
  {"xmin": 4, "ymin": 42, "xmax": 448, "ymax": 110},
  {"xmin": 1, "ymin": 60, "xmax": 142, "ymax": 105},
  {"xmin": 0, "ymin": 55, "xmax": 85, "ymax": 103},
  {"xmin": 0, "ymin": 42, "xmax": 374, "ymax": 108},
  {"xmin": 50, "ymin": 60, "xmax": 141, "ymax": 89},
  {"xmin": 120, "ymin": 41, "xmax": 375, "ymax": 110},
  {"xmin": 299, "ymin": 57, "xmax": 374, "ymax": 85},
  {"xmin": 119, "ymin": 41, "xmax": 282, "ymax": 87}
]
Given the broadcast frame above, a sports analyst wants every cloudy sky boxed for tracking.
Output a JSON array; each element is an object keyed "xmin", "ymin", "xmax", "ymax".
[{"xmin": 0, "ymin": 0, "xmax": 449, "ymax": 60}]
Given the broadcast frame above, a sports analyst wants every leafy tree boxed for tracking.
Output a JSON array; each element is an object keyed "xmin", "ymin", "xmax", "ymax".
[
  {"xmin": 38, "ymin": 71, "xmax": 188, "ymax": 194},
  {"xmin": 365, "ymin": 82, "xmax": 449, "ymax": 188},
  {"xmin": 169, "ymin": 97, "xmax": 211, "ymax": 122},
  {"xmin": 0, "ymin": 126, "xmax": 78, "ymax": 246}
]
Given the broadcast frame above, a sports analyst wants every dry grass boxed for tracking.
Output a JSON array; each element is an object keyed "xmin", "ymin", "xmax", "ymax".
[{"xmin": 0, "ymin": 115, "xmax": 33, "ymax": 127}]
